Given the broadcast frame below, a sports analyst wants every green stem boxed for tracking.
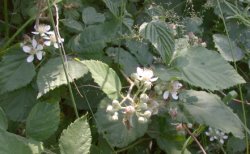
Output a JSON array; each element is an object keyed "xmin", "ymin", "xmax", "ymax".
[
  {"xmin": 217, "ymin": 1, "xmax": 249, "ymax": 153},
  {"xmin": 3, "ymin": 0, "xmax": 9, "ymax": 39},
  {"xmin": 46, "ymin": 0, "xmax": 79, "ymax": 118}
]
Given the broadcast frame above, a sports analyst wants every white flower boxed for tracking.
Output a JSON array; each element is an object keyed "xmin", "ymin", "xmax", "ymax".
[
  {"xmin": 43, "ymin": 31, "xmax": 64, "ymax": 48},
  {"xmin": 205, "ymin": 127, "xmax": 228, "ymax": 144},
  {"xmin": 163, "ymin": 81, "xmax": 182, "ymax": 100},
  {"xmin": 22, "ymin": 39, "xmax": 44, "ymax": 63},
  {"xmin": 216, "ymin": 130, "xmax": 228, "ymax": 144},
  {"xmin": 136, "ymin": 67, "xmax": 158, "ymax": 82},
  {"xmin": 32, "ymin": 24, "xmax": 51, "ymax": 36},
  {"xmin": 205, "ymin": 127, "xmax": 217, "ymax": 141}
]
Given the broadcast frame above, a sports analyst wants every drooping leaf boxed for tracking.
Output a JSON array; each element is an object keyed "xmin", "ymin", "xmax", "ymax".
[
  {"xmin": 81, "ymin": 60, "xmax": 122, "ymax": 100},
  {"xmin": 0, "ymin": 86, "xmax": 37, "ymax": 121},
  {"xmin": 59, "ymin": 115, "xmax": 91, "ymax": 154},
  {"xmin": 139, "ymin": 20, "xmax": 174, "ymax": 63},
  {"xmin": 0, "ymin": 49, "xmax": 36, "ymax": 94},
  {"xmin": 95, "ymin": 98, "xmax": 148, "ymax": 148},
  {"xmin": 26, "ymin": 99, "xmax": 60, "ymax": 141},
  {"xmin": 73, "ymin": 20, "xmax": 121, "ymax": 53},
  {"xmin": 102, "ymin": 0, "xmax": 125, "ymax": 17},
  {"xmin": 106, "ymin": 47, "xmax": 139, "ymax": 75},
  {"xmin": 37, "ymin": 57, "xmax": 88, "ymax": 97},
  {"xmin": 61, "ymin": 18, "xmax": 84, "ymax": 33},
  {"xmin": 82, "ymin": 7, "xmax": 105, "ymax": 25},
  {"xmin": 0, "ymin": 107, "xmax": 8, "ymax": 130},
  {"xmin": 179, "ymin": 90, "xmax": 245, "ymax": 138},
  {"xmin": 0, "ymin": 129, "xmax": 44, "ymax": 154},
  {"xmin": 213, "ymin": 34, "xmax": 244, "ymax": 61},
  {"xmin": 173, "ymin": 47, "xmax": 245, "ymax": 90}
]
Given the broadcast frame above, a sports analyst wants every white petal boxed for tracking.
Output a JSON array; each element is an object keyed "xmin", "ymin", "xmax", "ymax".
[
  {"xmin": 144, "ymin": 69, "xmax": 154, "ymax": 78},
  {"xmin": 219, "ymin": 139, "xmax": 224, "ymax": 144},
  {"xmin": 223, "ymin": 135, "xmax": 228, "ymax": 139},
  {"xmin": 210, "ymin": 137, "xmax": 214, "ymax": 141},
  {"xmin": 43, "ymin": 36, "xmax": 50, "ymax": 40},
  {"xmin": 54, "ymin": 43, "xmax": 59, "ymax": 48},
  {"xmin": 171, "ymin": 91, "xmax": 178, "ymax": 100},
  {"xmin": 205, "ymin": 132, "xmax": 210, "ymax": 136},
  {"xmin": 60, "ymin": 38, "xmax": 64, "ymax": 43},
  {"xmin": 22, "ymin": 46, "xmax": 31, "ymax": 53},
  {"xmin": 44, "ymin": 41, "xmax": 51, "ymax": 46},
  {"xmin": 137, "ymin": 67, "xmax": 143, "ymax": 76},
  {"xmin": 45, "ymin": 25, "xmax": 51, "ymax": 31},
  {"xmin": 150, "ymin": 77, "xmax": 158, "ymax": 82},
  {"xmin": 32, "ymin": 39, "xmax": 37, "ymax": 48},
  {"xmin": 31, "ymin": 31, "xmax": 39, "ymax": 35},
  {"xmin": 36, "ymin": 51, "xmax": 43, "ymax": 60},
  {"xmin": 47, "ymin": 31, "xmax": 55, "ymax": 35},
  {"xmin": 163, "ymin": 91, "xmax": 169, "ymax": 100},
  {"xmin": 27, "ymin": 55, "xmax": 34, "ymax": 63},
  {"xmin": 36, "ymin": 44, "xmax": 43, "ymax": 51}
]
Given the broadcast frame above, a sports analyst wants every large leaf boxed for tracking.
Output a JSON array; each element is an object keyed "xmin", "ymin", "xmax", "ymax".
[
  {"xmin": 179, "ymin": 90, "xmax": 245, "ymax": 138},
  {"xmin": 0, "ymin": 107, "xmax": 7, "ymax": 130},
  {"xmin": 103, "ymin": 0, "xmax": 125, "ymax": 17},
  {"xmin": 106, "ymin": 47, "xmax": 139, "ymax": 75},
  {"xmin": 72, "ymin": 20, "xmax": 120, "ymax": 53},
  {"xmin": 0, "ymin": 129, "xmax": 44, "ymax": 154},
  {"xmin": 0, "ymin": 49, "xmax": 35, "ymax": 94},
  {"xmin": 82, "ymin": 7, "xmax": 105, "ymax": 25},
  {"xmin": 0, "ymin": 86, "xmax": 37, "ymax": 121},
  {"xmin": 59, "ymin": 115, "xmax": 91, "ymax": 154},
  {"xmin": 61, "ymin": 18, "xmax": 84, "ymax": 33},
  {"xmin": 139, "ymin": 20, "xmax": 174, "ymax": 63},
  {"xmin": 81, "ymin": 60, "xmax": 122, "ymax": 100},
  {"xmin": 213, "ymin": 34, "xmax": 244, "ymax": 61},
  {"xmin": 26, "ymin": 99, "xmax": 60, "ymax": 141},
  {"xmin": 173, "ymin": 47, "xmax": 245, "ymax": 90},
  {"xmin": 37, "ymin": 57, "xmax": 88, "ymax": 97},
  {"xmin": 95, "ymin": 98, "xmax": 148, "ymax": 148}
]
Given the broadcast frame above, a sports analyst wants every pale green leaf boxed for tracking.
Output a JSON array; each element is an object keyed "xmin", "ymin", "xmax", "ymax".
[
  {"xmin": 61, "ymin": 18, "xmax": 84, "ymax": 33},
  {"xmin": 106, "ymin": 47, "xmax": 139, "ymax": 75},
  {"xmin": 0, "ymin": 50, "xmax": 36, "ymax": 94},
  {"xmin": 82, "ymin": 7, "xmax": 105, "ymax": 25},
  {"xmin": 174, "ymin": 47, "xmax": 245, "ymax": 90},
  {"xmin": 37, "ymin": 57, "xmax": 88, "ymax": 97},
  {"xmin": 154, "ymin": 66, "xmax": 182, "ymax": 81},
  {"xmin": 179, "ymin": 90, "xmax": 245, "ymax": 138},
  {"xmin": 26, "ymin": 99, "xmax": 60, "ymax": 141},
  {"xmin": 81, "ymin": 60, "xmax": 121, "ymax": 100},
  {"xmin": 0, "ymin": 86, "xmax": 37, "ymax": 122},
  {"xmin": 59, "ymin": 115, "xmax": 91, "ymax": 154},
  {"xmin": 0, "ymin": 129, "xmax": 44, "ymax": 154},
  {"xmin": 139, "ymin": 20, "xmax": 174, "ymax": 63},
  {"xmin": 95, "ymin": 98, "xmax": 148, "ymax": 148},
  {"xmin": 0, "ymin": 107, "xmax": 7, "ymax": 130},
  {"xmin": 213, "ymin": 34, "xmax": 244, "ymax": 61}
]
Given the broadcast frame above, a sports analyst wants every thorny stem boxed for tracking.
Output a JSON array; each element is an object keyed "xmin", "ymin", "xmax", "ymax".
[
  {"xmin": 46, "ymin": 0, "xmax": 79, "ymax": 118},
  {"xmin": 183, "ymin": 124, "xmax": 207, "ymax": 154}
]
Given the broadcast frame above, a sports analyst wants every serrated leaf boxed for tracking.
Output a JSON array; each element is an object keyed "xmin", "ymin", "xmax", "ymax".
[
  {"xmin": 37, "ymin": 57, "xmax": 88, "ymax": 97},
  {"xmin": 82, "ymin": 7, "xmax": 105, "ymax": 25},
  {"xmin": 139, "ymin": 20, "xmax": 174, "ymax": 63},
  {"xmin": 0, "ymin": 86, "xmax": 37, "ymax": 121},
  {"xmin": 103, "ymin": 0, "xmax": 125, "ymax": 17},
  {"xmin": 213, "ymin": 34, "xmax": 244, "ymax": 61},
  {"xmin": 73, "ymin": 20, "xmax": 120, "ymax": 53},
  {"xmin": 106, "ymin": 47, "xmax": 139, "ymax": 75},
  {"xmin": 26, "ymin": 100, "xmax": 60, "ymax": 141},
  {"xmin": 0, "ymin": 107, "xmax": 7, "ymax": 130},
  {"xmin": 62, "ymin": 18, "xmax": 84, "ymax": 32},
  {"xmin": 0, "ymin": 49, "xmax": 36, "ymax": 94},
  {"xmin": 179, "ymin": 90, "xmax": 245, "ymax": 138},
  {"xmin": 154, "ymin": 66, "xmax": 182, "ymax": 81},
  {"xmin": 174, "ymin": 47, "xmax": 245, "ymax": 90},
  {"xmin": 81, "ymin": 60, "xmax": 121, "ymax": 99},
  {"xmin": 0, "ymin": 129, "xmax": 44, "ymax": 154},
  {"xmin": 95, "ymin": 98, "xmax": 148, "ymax": 148},
  {"xmin": 183, "ymin": 17, "xmax": 203, "ymax": 34},
  {"xmin": 59, "ymin": 115, "xmax": 91, "ymax": 154}
]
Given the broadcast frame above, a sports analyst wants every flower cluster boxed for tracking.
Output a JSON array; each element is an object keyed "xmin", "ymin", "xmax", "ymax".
[
  {"xmin": 21, "ymin": 24, "xmax": 64, "ymax": 63},
  {"xmin": 205, "ymin": 127, "xmax": 228, "ymax": 144},
  {"xmin": 155, "ymin": 80, "xmax": 182, "ymax": 100}
]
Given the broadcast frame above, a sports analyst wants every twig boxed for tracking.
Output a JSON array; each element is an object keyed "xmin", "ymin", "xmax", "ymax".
[{"xmin": 219, "ymin": 91, "xmax": 250, "ymax": 106}]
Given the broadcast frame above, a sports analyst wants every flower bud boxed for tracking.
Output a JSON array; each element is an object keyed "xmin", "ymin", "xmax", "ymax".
[
  {"xmin": 124, "ymin": 106, "xmax": 135, "ymax": 115},
  {"xmin": 143, "ymin": 110, "xmax": 152, "ymax": 119},
  {"xmin": 138, "ymin": 116, "xmax": 147, "ymax": 124},
  {"xmin": 106, "ymin": 105, "xmax": 113, "ymax": 113},
  {"xmin": 112, "ymin": 100, "xmax": 121, "ymax": 109},
  {"xmin": 187, "ymin": 123, "xmax": 193, "ymax": 129},
  {"xmin": 131, "ymin": 73, "xmax": 139, "ymax": 81},
  {"xmin": 144, "ymin": 81, "xmax": 152, "ymax": 90},
  {"xmin": 139, "ymin": 103, "xmax": 148, "ymax": 110},
  {"xmin": 140, "ymin": 93, "xmax": 149, "ymax": 103},
  {"xmin": 111, "ymin": 112, "xmax": 119, "ymax": 121}
]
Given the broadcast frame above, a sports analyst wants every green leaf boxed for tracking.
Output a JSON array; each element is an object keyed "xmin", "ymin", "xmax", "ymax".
[
  {"xmin": 139, "ymin": 20, "xmax": 174, "ymax": 63},
  {"xmin": 154, "ymin": 66, "xmax": 182, "ymax": 81},
  {"xmin": 62, "ymin": 18, "xmax": 84, "ymax": 32},
  {"xmin": 59, "ymin": 115, "xmax": 91, "ymax": 154},
  {"xmin": 81, "ymin": 60, "xmax": 122, "ymax": 100},
  {"xmin": 0, "ymin": 107, "xmax": 8, "ymax": 130},
  {"xmin": 103, "ymin": 0, "xmax": 125, "ymax": 17},
  {"xmin": 183, "ymin": 17, "xmax": 203, "ymax": 34},
  {"xmin": 0, "ymin": 86, "xmax": 37, "ymax": 122},
  {"xmin": 95, "ymin": 98, "xmax": 148, "ymax": 148},
  {"xmin": 73, "ymin": 20, "xmax": 120, "ymax": 53},
  {"xmin": 213, "ymin": 34, "xmax": 244, "ymax": 61},
  {"xmin": 0, "ymin": 129, "xmax": 44, "ymax": 154},
  {"xmin": 82, "ymin": 7, "xmax": 105, "ymax": 25},
  {"xmin": 37, "ymin": 57, "xmax": 88, "ymax": 97},
  {"xmin": 0, "ymin": 49, "xmax": 36, "ymax": 94},
  {"xmin": 227, "ymin": 137, "xmax": 246, "ymax": 154},
  {"xmin": 106, "ymin": 47, "xmax": 139, "ymax": 75},
  {"xmin": 26, "ymin": 99, "xmax": 60, "ymax": 141},
  {"xmin": 173, "ymin": 47, "xmax": 245, "ymax": 90},
  {"xmin": 179, "ymin": 90, "xmax": 245, "ymax": 138}
]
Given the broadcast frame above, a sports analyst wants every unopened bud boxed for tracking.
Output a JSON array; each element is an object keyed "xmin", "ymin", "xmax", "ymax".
[
  {"xmin": 138, "ymin": 116, "xmax": 148, "ymax": 124},
  {"xmin": 112, "ymin": 100, "xmax": 121, "ymax": 109},
  {"xmin": 140, "ymin": 93, "xmax": 149, "ymax": 103},
  {"xmin": 111, "ymin": 112, "xmax": 119, "ymax": 121},
  {"xmin": 125, "ymin": 106, "xmax": 135, "ymax": 115},
  {"xmin": 143, "ymin": 110, "xmax": 152, "ymax": 119},
  {"xmin": 139, "ymin": 103, "xmax": 148, "ymax": 110},
  {"xmin": 144, "ymin": 81, "xmax": 152, "ymax": 90},
  {"xmin": 106, "ymin": 105, "xmax": 113, "ymax": 113}
]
